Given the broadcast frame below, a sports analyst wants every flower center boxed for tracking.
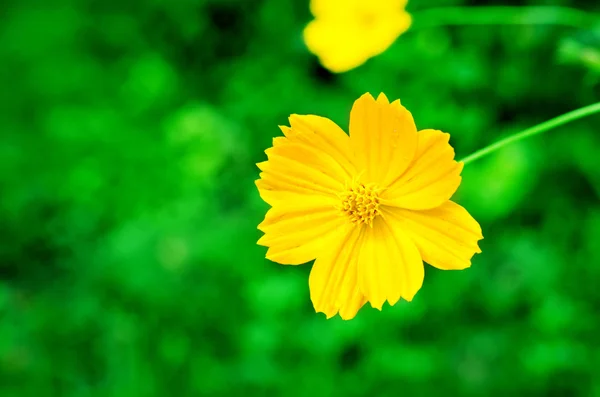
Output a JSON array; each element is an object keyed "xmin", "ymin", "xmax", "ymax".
[{"xmin": 339, "ymin": 181, "xmax": 381, "ymax": 227}]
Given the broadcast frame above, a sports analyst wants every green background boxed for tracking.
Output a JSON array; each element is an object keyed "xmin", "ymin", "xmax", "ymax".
[{"xmin": 1, "ymin": 0, "xmax": 600, "ymax": 395}]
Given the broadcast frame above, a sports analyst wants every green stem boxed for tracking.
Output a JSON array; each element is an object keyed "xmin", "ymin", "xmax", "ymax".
[
  {"xmin": 460, "ymin": 102, "xmax": 600, "ymax": 165},
  {"xmin": 411, "ymin": 6, "xmax": 598, "ymax": 29}
]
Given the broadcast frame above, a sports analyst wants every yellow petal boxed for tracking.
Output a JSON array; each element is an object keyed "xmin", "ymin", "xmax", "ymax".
[
  {"xmin": 381, "ymin": 129, "xmax": 463, "ymax": 210},
  {"xmin": 303, "ymin": 12, "xmax": 411, "ymax": 73},
  {"xmin": 358, "ymin": 217, "xmax": 424, "ymax": 310},
  {"xmin": 310, "ymin": 0, "xmax": 409, "ymax": 19},
  {"xmin": 349, "ymin": 93, "xmax": 418, "ymax": 185},
  {"xmin": 258, "ymin": 198, "xmax": 346, "ymax": 265},
  {"xmin": 256, "ymin": 167, "xmax": 335, "ymax": 207},
  {"xmin": 383, "ymin": 201, "xmax": 483, "ymax": 270},
  {"xmin": 256, "ymin": 115, "xmax": 355, "ymax": 265},
  {"xmin": 256, "ymin": 115, "xmax": 354, "ymax": 207},
  {"xmin": 263, "ymin": 144, "xmax": 344, "ymax": 193},
  {"xmin": 309, "ymin": 226, "xmax": 367, "ymax": 320},
  {"xmin": 286, "ymin": 115, "xmax": 356, "ymax": 177},
  {"xmin": 310, "ymin": 0, "xmax": 355, "ymax": 19},
  {"xmin": 303, "ymin": 20, "xmax": 375, "ymax": 73},
  {"xmin": 360, "ymin": 12, "xmax": 412, "ymax": 57}
]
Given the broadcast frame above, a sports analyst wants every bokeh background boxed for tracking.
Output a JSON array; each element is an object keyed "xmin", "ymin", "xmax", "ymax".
[{"xmin": 1, "ymin": 0, "xmax": 600, "ymax": 395}]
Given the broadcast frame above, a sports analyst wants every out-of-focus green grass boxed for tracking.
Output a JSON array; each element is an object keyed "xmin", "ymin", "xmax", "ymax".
[{"xmin": 1, "ymin": 0, "xmax": 599, "ymax": 396}]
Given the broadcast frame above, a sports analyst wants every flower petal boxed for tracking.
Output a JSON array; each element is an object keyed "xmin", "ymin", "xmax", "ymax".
[
  {"xmin": 358, "ymin": 217, "xmax": 424, "ymax": 310},
  {"xmin": 256, "ymin": 115, "xmax": 354, "ymax": 207},
  {"xmin": 305, "ymin": 0, "xmax": 412, "ymax": 73},
  {"xmin": 349, "ymin": 93, "xmax": 418, "ymax": 185},
  {"xmin": 383, "ymin": 201, "xmax": 483, "ymax": 270},
  {"xmin": 256, "ymin": 115, "xmax": 355, "ymax": 265},
  {"xmin": 261, "ymin": 144, "xmax": 343, "ymax": 194},
  {"xmin": 309, "ymin": 226, "xmax": 367, "ymax": 319},
  {"xmin": 258, "ymin": 198, "xmax": 346, "ymax": 265},
  {"xmin": 286, "ymin": 115, "xmax": 356, "ymax": 177},
  {"xmin": 381, "ymin": 129, "xmax": 463, "ymax": 210},
  {"xmin": 310, "ymin": 0, "xmax": 409, "ymax": 19},
  {"xmin": 304, "ymin": 9, "xmax": 411, "ymax": 74},
  {"xmin": 303, "ymin": 20, "xmax": 376, "ymax": 73},
  {"xmin": 310, "ymin": 0, "xmax": 356, "ymax": 19}
]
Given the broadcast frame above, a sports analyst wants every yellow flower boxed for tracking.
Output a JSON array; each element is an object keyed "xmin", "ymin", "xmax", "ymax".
[
  {"xmin": 303, "ymin": 0, "xmax": 412, "ymax": 73},
  {"xmin": 256, "ymin": 93, "xmax": 483, "ymax": 320}
]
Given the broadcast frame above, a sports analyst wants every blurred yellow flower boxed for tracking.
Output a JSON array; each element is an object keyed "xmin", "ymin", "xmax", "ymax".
[
  {"xmin": 256, "ymin": 93, "xmax": 483, "ymax": 320},
  {"xmin": 303, "ymin": 0, "xmax": 412, "ymax": 73}
]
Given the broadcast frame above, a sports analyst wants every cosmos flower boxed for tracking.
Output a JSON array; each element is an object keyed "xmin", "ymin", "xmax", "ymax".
[
  {"xmin": 303, "ymin": 0, "xmax": 412, "ymax": 73},
  {"xmin": 256, "ymin": 93, "xmax": 483, "ymax": 320}
]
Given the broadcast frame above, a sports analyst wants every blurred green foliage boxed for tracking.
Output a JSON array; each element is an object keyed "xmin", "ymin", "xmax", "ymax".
[{"xmin": 1, "ymin": 0, "xmax": 600, "ymax": 395}]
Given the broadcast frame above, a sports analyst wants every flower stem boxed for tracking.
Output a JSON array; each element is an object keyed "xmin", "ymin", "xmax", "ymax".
[
  {"xmin": 460, "ymin": 102, "xmax": 600, "ymax": 165},
  {"xmin": 410, "ymin": 6, "xmax": 598, "ymax": 29}
]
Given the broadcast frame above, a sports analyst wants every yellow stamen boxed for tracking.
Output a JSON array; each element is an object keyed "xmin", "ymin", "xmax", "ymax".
[{"xmin": 339, "ymin": 179, "xmax": 382, "ymax": 227}]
